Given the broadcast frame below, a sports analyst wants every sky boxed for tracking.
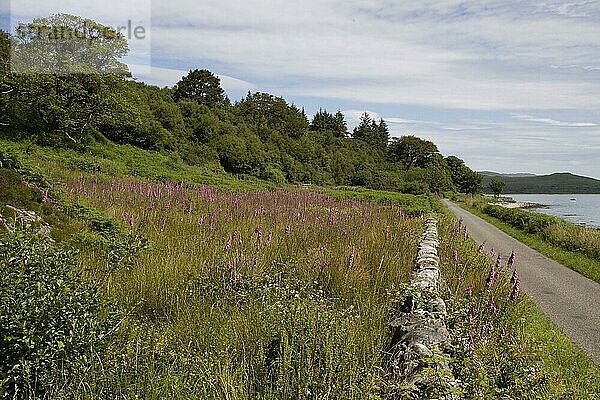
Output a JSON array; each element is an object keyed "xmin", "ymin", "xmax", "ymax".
[{"xmin": 2, "ymin": 0, "xmax": 600, "ymax": 178}]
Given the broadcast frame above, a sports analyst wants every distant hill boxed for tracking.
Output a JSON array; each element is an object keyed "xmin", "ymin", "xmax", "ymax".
[
  {"xmin": 481, "ymin": 172, "xmax": 600, "ymax": 194},
  {"xmin": 479, "ymin": 171, "xmax": 537, "ymax": 178}
]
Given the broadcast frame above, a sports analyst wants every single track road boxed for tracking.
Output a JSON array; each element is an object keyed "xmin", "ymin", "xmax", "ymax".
[{"xmin": 443, "ymin": 199, "xmax": 600, "ymax": 366}]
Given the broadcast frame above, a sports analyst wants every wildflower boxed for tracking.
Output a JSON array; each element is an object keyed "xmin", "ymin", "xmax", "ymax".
[
  {"xmin": 348, "ymin": 246, "xmax": 356, "ymax": 269},
  {"xmin": 498, "ymin": 327, "xmax": 507, "ymax": 343},
  {"xmin": 488, "ymin": 297, "xmax": 499, "ymax": 315},
  {"xmin": 266, "ymin": 232, "xmax": 273, "ymax": 247},
  {"xmin": 255, "ymin": 226, "xmax": 263, "ymax": 250},
  {"xmin": 469, "ymin": 307, "xmax": 479, "ymax": 323},
  {"xmin": 477, "ymin": 241, "xmax": 486, "ymax": 254},
  {"xmin": 495, "ymin": 255, "xmax": 502, "ymax": 269},
  {"xmin": 285, "ymin": 225, "xmax": 291, "ymax": 235},
  {"xmin": 41, "ymin": 190, "xmax": 49, "ymax": 204},
  {"xmin": 160, "ymin": 219, "xmax": 166, "ymax": 232},
  {"xmin": 489, "ymin": 247, "xmax": 497, "ymax": 259},
  {"xmin": 507, "ymin": 251, "xmax": 516, "ymax": 268},
  {"xmin": 129, "ymin": 214, "xmax": 135, "ymax": 228},
  {"xmin": 485, "ymin": 266, "xmax": 496, "ymax": 291},
  {"xmin": 469, "ymin": 334, "xmax": 475, "ymax": 350},
  {"xmin": 322, "ymin": 259, "xmax": 328, "ymax": 269},
  {"xmin": 149, "ymin": 202, "xmax": 155, "ymax": 211},
  {"xmin": 518, "ymin": 343, "xmax": 525, "ymax": 355},
  {"xmin": 511, "ymin": 276, "xmax": 521, "ymax": 301},
  {"xmin": 230, "ymin": 272, "xmax": 241, "ymax": 285},
  {"xmin": 511, "ymin": 269, "xmax": 519, "ymax": 284},
  {"xmin": 319, "ymin": 242, "xmax": 328, "ymax": 252},
  {"xmin": 465, "ymin": 286, "xmax": 473, "ymax": 296},
  {"xmin": 225, "ymin": 235, "xmax": 233, "ymax": 253},
  {"xmin": 453, "ymin": 250, "xmax": 459, "ymax": 264}
]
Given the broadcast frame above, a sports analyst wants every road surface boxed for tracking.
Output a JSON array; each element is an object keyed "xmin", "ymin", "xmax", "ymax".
[{"xmin": 443, "ymin": 200, "xmax": 600, "ymax": 366}]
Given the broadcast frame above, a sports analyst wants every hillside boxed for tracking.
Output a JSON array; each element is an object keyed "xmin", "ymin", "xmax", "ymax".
[{"xmin": 481, "ymin": 172, "xmax": 600, "ymax": 194}]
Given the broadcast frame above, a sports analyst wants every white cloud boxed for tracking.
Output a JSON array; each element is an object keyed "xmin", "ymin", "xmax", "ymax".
[
  {"xmin": 6, "ymin": 0, "xmax": 600, "ymax": 177},
  {"xmin": 512, "ymin": 114, "xmax": 598, "ymax": 127},
  {"xmin": 341, "ymin": 110, "xmax": 381, "ymax": 127},
  {"xmin": 130, "ymin": 64, "xmax": 256, "ymax": 90}
]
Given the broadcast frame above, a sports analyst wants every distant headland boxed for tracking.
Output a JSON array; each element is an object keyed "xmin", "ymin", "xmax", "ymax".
[{"xmin": 480, "ymin": 172, "xmax": 600, "ymax": 194}]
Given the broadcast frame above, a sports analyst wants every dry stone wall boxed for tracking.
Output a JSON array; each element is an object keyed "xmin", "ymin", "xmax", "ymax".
[{"xmin": 387, "ymin": 217, "xmax": 458, "ymax": 398}]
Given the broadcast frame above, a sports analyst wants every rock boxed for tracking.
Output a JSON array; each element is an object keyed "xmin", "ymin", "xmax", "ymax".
[{"xmin": 387, "ymin": 218, "xmax": 458, "ymax": 398}]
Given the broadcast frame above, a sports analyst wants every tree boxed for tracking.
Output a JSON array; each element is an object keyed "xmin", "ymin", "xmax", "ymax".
[
  {"xmin": 489, "ymin": 178, "xmax": 506, "ymax": 198},
  {"xmin": 310, "ymin": 109, "xmax": 347, "ymax": 137},
  {"xmin": 235, "ymin": 92, "xmax": 309, "ymax": 139},
  {"xmin": 173, "ymin": 69, "xmax": 227, "ymax": 107},
  {"xmin": 388, "ymin": 135, "xmax": 438, "ymax": 170},
  {"xmin": 3, "ymin": 15, "xmax": 132, "ymax": 146},
  {"xmin": 445, "ymin": 156, "xmax": 482, "ymax": 194},
  {"xmin": 376, "ymin": 118, "xmax": 389, "ymax": 148},
  {"xmin": 11, "ymin": 14, "xmax": 130, "ymax": 75},
  {"xmin": 352, "ymin": 112, "xmax": 373, "ymax": 142},
  {"xmin": 352, "ymin": 113, "xmax": 388, "ymax": 150}
]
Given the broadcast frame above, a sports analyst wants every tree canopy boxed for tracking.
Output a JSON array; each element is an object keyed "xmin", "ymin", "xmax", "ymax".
[
  {"xmin": 310, "ymin": 109, "xmax": 347, "ymax": 137},
  {"xmin": 352, "ymin": 113, "xmax": 389, "ymax": 150},
  {"xmin": 11, "ymin": 14, "xmax": 130, "ymax": 75},
  {"xmin": 1, "ymin": 14, "xmax": 485, "ymax": 197},
  {"xmin": 173, "ymin": 69, "xmax": 227, "ymax": 107},
  {"xmin": 388, "ymin": 135, "xmax": 438, "ymax": 170},
  {"xmin": 489, "ymin": 178, "xmax": 506, "ymax": 197}
]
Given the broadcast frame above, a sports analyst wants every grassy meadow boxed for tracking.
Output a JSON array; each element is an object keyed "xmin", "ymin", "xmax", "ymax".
[{"xmin": 1, "ymin": 143, "xmax": 600, "ymax": 399}]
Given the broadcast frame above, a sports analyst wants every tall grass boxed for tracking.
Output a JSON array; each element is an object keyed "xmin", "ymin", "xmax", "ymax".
[{"xmin": 56, "ymin": 176, "xmax": 423, "ymax": 398}]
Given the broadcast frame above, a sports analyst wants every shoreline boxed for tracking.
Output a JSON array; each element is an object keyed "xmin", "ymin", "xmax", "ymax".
[{"xmin": 483, "ymin": 195, "xmax": 547, "ymax": 209}]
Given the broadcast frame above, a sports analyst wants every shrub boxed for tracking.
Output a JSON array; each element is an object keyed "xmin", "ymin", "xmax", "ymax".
[
  {"xmin": 483, "ymin": 205, "xmax": 555, "ymax": 234},
  {"xmin": 0, "ymin": 228, "xmax": 117, "ymax": 398}
]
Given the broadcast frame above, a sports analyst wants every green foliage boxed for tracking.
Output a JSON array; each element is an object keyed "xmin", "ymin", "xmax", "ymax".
[
  {"xmin": 212, "ymin": 131, "xmax": 266, "ymax": 175},
  {"xmin": 235, "ymin": 92, "xmax": 309, "ymax": 139},
  {"xmin": 0, "ymin": 145, "xmax": 50, "ymax": 191},
  {"xmin": 0, "ymin": 228, "xmax": 117, "ymax": 398},
  {"xmin": 445, "ymin": 156, "xmax": 483, "ymax": 194},
  {"xmin": 389, "ymin": 135, "xmax": 438, "ymax": 171},
  {"xmin": 11, "ymin": 13, "xmax": 130, "ymax": 75},
  {"xmin": 489, "ymin": 178, "xmax": 505, "ymax": 197},
  {"xmin": 173, "ymin": 69, "xmax": 228, "ymax": 107},
  {"xmin": 310, "ymin": 109, "xmax": 347, "ymax": 137},
  {"xmin": 483, "ymin": 204, "xmax": 555, "ymax": 234},
  {"xmin": 351, "ymin": 113, "xmax": 389, "ymax": 151}
]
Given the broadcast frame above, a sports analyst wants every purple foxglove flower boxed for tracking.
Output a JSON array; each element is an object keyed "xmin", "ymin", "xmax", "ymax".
[
  {"xmin": 485, "ymin": 266, "xmax": 496, "ymax": 290},
  {"xmin": 477, "ymin": 241, "xmax": 486, "ymax": 254},
  {"xmin": 507, "ymin": 251, "xmax": 516, "ymax": 268}
]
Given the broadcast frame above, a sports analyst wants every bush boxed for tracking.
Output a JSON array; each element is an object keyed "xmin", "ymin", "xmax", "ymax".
[
  {"xmin": 483, "ymin": 205, "xmax": 555, "ymax": 234},
  {"xmin": 0, "ymin": 228, "xmax": 117, "ymax": 398}
]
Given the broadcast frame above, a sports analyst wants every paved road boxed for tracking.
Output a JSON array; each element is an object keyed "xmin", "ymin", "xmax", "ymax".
[{"xmin": 443, "ymin": 200, "xmax": 600, "ymax": 366}]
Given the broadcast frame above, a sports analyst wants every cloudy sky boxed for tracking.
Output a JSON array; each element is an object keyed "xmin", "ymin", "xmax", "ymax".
[{"xmin": 2, "ymin": 0, "xmax": 600, "ymax": 178}]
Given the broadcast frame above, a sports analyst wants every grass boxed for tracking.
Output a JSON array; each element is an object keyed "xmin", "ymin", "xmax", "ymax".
[
  {"xmin": 56, "ymin": 176, "xmax": 423, "ymax": 398},
  {"xmin": 437, "ymin": 215, "xmax": 600, "ymax": 399},
  {"xmin": 455, "ymin": 195, "xmax": 600, "ymax": 284},
  {"xmin": 0, "ymin": 138, "xmax": 276, "ymax": 191},
  {"xmin": 2, "ymin": 140, "xmax": 600, "ymax": 398}
]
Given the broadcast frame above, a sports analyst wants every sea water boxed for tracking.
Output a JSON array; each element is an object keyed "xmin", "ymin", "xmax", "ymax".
[{"xmin": 507, "ymin": 194, "xmax": 600, "ymax": 228}]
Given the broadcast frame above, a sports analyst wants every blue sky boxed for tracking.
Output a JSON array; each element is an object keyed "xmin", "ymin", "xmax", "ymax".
[{"xmin": 2, "ymin": 0, "xmax": 600, "ymax": 178}]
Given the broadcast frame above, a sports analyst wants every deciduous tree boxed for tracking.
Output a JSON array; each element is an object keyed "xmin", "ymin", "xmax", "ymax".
[
  {"xmin": 173, "ymin": 69, "xmax": 227, "ymax": 107},
  {"xmin": 388, "ymin": 135, "xmax": 438, "ymax": 170},
  {"xmin": 489, "ymin": 178, "xmax": 506, "ymax": 198}
]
